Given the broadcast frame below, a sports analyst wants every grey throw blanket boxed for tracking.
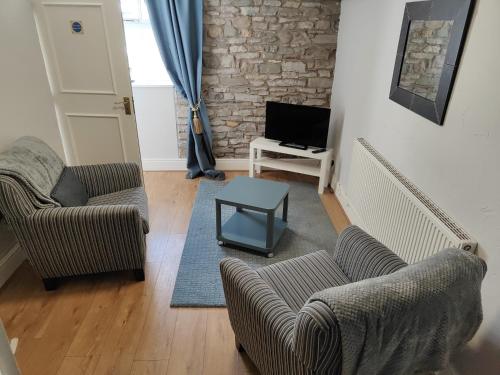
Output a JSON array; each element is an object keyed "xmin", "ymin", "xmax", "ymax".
[
  {"xmin": 0, "ymin": 137, "xmax": 64, "ymax": 208},
  {"xmin": 310, "ymin": 248, "xmax": 486, "ymax": 375}
]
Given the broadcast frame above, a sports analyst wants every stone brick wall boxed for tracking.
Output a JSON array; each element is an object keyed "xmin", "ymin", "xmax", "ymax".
[{"xmin": 176, "ymin": 0, "xmax": 341, "ymax": 159}]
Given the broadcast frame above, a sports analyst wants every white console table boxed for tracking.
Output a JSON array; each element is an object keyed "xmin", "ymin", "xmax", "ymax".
[{"xmin": 249, "ymin": 137, "xmax": 333, "ymax": 194}]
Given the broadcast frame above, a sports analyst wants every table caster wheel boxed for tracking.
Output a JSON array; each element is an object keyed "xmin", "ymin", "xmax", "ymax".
[
  {"xmin": 267, "ymin": 252, "xmax": 274, "ymax": 258},
  {"xmin": 218, "ymin": 241, "xmax": 225, "ymax": 246}
]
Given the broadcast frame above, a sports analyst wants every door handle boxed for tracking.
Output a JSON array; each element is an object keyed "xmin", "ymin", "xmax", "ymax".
[{"xmin": 114, "ymin": 97, "xmax": 132, "ymax": 115}]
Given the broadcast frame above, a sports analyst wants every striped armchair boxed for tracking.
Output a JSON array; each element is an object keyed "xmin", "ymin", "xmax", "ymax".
[
  {"xmin": 0, "ymin": 139, "xmax": 148, "ymax": 291},
  {"xmin": 220, "ymin": 226, "xmax": 406, "ymax": 375},
  {"xmin": 221, "ymin": 226, "xmax": 485, "ymax": 375}
]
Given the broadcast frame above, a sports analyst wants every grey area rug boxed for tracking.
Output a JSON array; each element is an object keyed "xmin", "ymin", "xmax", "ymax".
[{"xmin": 170, "ymin": 179, "xmax": 338, "ymax": 307}]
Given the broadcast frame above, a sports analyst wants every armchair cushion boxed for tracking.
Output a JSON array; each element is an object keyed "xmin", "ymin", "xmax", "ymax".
[
  {"xmin": 87, "ymin": 187, "xmax": 149, "ymax": 233},
  {"xmin": 256, "ymin": 251, "xmax": 350, "ymax": 313},
  {"xmin": 50, "ymin": 167, "xmax": 89, "ymax": 207}
]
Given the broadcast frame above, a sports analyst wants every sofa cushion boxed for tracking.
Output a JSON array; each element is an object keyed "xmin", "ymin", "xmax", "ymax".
[
  {"xmin": 87, "ymin": 187, "xmax": 149, "ymax": 233},
  {"xmin": 256, "ymin": 250, "xmax": 350, "ymax": 313},
  {"xmin": 50, "ymin": 167, "xmax": 89, "ymax": 207}
]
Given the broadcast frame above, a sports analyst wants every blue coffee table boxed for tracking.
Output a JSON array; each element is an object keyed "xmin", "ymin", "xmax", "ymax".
[{"xmin": 215, "ymin": 176, "xmax": 289, "ymax": 258}]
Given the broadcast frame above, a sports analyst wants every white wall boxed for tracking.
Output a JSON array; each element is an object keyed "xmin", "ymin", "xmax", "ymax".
[
  {"xmin": 0, "ymin": 0, "xmax": 64, "ymax": 157},
  {"xmin": 331, "ymin": 0, "xmax": 500, "ymax": 373},
  {"xmin": 132, "ymin": 85, "xmax": 179, "ymax": 169}
]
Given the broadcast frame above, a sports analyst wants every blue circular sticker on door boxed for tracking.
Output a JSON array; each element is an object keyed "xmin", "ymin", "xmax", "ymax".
[{"xmin": 71, "ymin": 21, "xmax": 83, "ymax": 34}]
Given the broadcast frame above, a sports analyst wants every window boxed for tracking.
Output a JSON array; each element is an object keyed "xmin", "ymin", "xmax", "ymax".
[
  {"xmin": 121, "ymin": 0, "xmax": 149, "ymax": 22},
  {"xmin": 121, "ymin": 0, "xmax": 172, "ymax": 85}
]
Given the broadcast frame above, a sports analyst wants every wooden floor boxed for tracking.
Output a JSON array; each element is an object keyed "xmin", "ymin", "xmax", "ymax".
[{"xmin": 0, "ymin": 171, "xmax": 350, "ymax": 375}]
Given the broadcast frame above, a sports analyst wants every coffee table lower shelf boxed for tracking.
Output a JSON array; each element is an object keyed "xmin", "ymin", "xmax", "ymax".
[{"xmin": 218, "ymin": 211, "xmax": 287, "ymax": 256}]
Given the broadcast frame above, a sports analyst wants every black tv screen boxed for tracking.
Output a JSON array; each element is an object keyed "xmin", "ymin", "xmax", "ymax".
[{"xmin": 265, "ymin": 101, "xmax": 330, "ymax": 148}]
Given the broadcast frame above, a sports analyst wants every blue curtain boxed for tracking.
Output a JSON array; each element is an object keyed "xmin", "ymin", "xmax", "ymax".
[{"xmin": 146, "ymin": 0, "xmax": 225, "ymax": 180}]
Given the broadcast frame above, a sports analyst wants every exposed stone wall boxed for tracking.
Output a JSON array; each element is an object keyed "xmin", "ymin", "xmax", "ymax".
[{"xmin": 176, "ymin": 0, "xmax": 340, "ymax": 159}]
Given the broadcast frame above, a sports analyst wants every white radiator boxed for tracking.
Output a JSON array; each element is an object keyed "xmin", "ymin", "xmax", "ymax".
[{"xmin": 345, "ymin": 138, "xmax": 476, "ymax": 264}]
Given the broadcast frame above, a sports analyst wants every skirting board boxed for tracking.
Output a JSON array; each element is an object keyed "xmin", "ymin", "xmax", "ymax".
[
  {"xmin": 0, "ymin": 244, "xmax": 24, "ymax": 288},
  {"xmin": 142, "ymin": 158, "xmax": 326, "ymax": 173},
  {"xmin": 332, "ymin": 181, "xmax": 362, "ymax": 228},
  {"xmin": 142, "ymin": 158, "xmax": 249, "ymax": 171}
]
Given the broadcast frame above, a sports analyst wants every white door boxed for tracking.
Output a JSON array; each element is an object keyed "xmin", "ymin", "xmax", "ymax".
[{"xmin": 31, "ymin": 0, "xmax": 141, "ymax": 165}]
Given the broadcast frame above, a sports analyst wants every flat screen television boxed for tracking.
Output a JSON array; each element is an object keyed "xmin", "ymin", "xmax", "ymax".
[{"xmin": 264, "ymin": 101, "xmax": 330, "ymax": 149}]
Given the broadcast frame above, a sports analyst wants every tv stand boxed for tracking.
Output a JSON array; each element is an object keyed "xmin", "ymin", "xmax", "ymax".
[
  {"xmin": 249, "ymin": 137, "xmax": 333, "ymax": 194},
  {"xmin": 278, "ymin": 141, "xmax": 308, "ymax": 151}
]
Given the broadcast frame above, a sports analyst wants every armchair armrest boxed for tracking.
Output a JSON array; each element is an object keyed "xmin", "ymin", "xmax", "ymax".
[
  {"xmin": 333, "ymin": 225, "xmax": 407, "ymax": 282},
  {"xmin": 294, "ymin": 300, "xmax": 342, "ymax": 374},
  {"xmin": 220, "ymin": 258, "xmax": 297, "ymax": 370},
  {"xmin": 20, "ymin": 205, "xmax": 145, "ymax": 278},
  {"xmin": 69, "ymin": 163, "xmax": 142, "ymax": 197}
]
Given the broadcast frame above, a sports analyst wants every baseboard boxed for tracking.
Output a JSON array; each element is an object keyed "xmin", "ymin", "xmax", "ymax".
[
  {"xmin": 0, "ymin": 244, "xmax": 24, "ymax": 288},
  {"xmin": 216, "ymin": 159, "xmax": 249, "ymax": 171},
  {"xmin": 142, "ymin": 158, "xmax": 186, "ymax": 171},
  {"xmin": 142, "ymin": 158, "xmax": 249, "ymax": 171},
  {"xmin": 333, "ymin": 181, "xmax": 364, "ymax": 228}
]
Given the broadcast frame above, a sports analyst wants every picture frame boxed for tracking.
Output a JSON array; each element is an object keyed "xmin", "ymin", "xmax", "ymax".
[{"xmin": 389, "ymin": 0, "xmax": 475, "ymax": 125}]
